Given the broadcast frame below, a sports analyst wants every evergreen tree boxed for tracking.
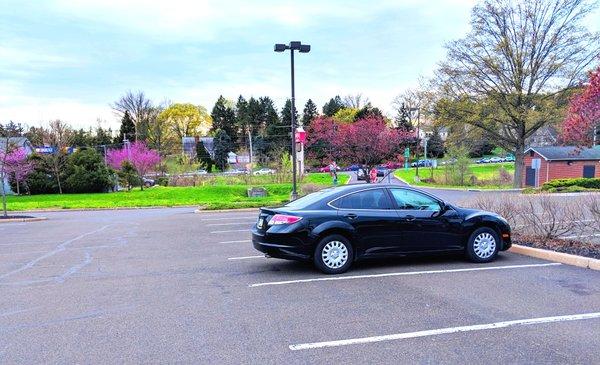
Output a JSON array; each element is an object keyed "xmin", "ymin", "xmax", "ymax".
[
  {"xmin": 393, "ymin": 103, "xmax": 414, "ymax": 131},
  {"xmin": 281, "ymin": 99, "xmax": 299, "ymax": 127},
  {"xmin": 234, "ymin": 95, "xmax": 249, "ymax": 145},
  {"xmin": 115, "ymin": 110, "xmax": 135, "ymax": 143},
  {"xmin": 213, "ymin": 129, "xmax": 232, "ymax": 171},
  {"xmin": 427, "ymin": 127, "xmax": 445, "ymax": 158},
  {"xmin": 246, "ymin": 97, "xmax": 264, "ymax": 135},
  {"xmin": 210, "ymin": 95, "xmax": 237, "ymax": 138},
  {"xmin": 322, "ymin": 95, "xmax": 344, "ymax": 117},
  {"xmin": 355, "ymin": 104, "xmax": 384, "ymax": 121},
  {"xmin": 94, "ymin": 127, "xmax": 113, "ymax": 146},
  {"xmin": 301, "ymin": 99, "xmax": 318, "ymax": 125},
  {"xmin": 196, "ymin": 140, "xmax": 214, "ymax": 172}
]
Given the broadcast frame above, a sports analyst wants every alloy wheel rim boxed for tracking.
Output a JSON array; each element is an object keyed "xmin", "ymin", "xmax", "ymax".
[
  {"xmin": 322, "ymin": 241, "xmax": 349, "ymax": 269},
  {"xmin": 473, "ymin": 232, "xmax": 496, "ymax": 259}
]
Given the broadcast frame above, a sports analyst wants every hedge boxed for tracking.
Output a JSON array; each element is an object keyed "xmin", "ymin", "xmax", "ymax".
[{"xmin": 541, "ymin": 177, "xmax": 600, "ymax": 190}]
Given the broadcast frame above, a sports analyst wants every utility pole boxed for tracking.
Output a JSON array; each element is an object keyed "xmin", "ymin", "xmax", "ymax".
[
  {"xmin": 415, "ymin": 108, "xmax": 421, "ymax": 179},
  {"xmin": 102, "ymin": 145, "xmax": 107, "ymax": 166},
  {"xmin": 247, "ymin": 130, "xmax": 253, "ymax": 173}
]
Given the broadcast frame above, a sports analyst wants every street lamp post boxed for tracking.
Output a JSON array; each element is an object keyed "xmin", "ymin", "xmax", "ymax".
[{"xmin": 274, "ymin": 41, "xmax": 311, "ymax": 200}]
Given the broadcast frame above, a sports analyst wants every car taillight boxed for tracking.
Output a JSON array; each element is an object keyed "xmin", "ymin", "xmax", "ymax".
[{"xmin": 268, "ymin": 214, "xmax": 302, "ymax": 226}]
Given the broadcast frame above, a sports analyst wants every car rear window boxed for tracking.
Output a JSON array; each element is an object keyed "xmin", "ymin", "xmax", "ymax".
[
  {"xmin": 284, "ymin": 189, "xmax": 335, "ymax": 209},
  {"xmin": 331, "ymin": 189, "xmax": 392, "ymax": 210}
]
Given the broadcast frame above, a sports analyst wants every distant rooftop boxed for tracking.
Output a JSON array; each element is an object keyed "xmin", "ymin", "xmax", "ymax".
[{"xmin": 526, "ymin": 146, "xmax": 600, "ymax": 161}]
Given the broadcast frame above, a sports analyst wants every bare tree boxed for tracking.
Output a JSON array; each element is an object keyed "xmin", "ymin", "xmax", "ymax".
[
  {"xmin": 343, "ymin": 94, "xmax": 370, "ymax": 109},
  {"xmin": 434, "ymin": 0, "xmax": 600, "ymax": 187},
  {"xmin": 43, "ymin": 120, "xmax": 73, "ymax": 194},
  {"xmin": 112, "ymin": 91, "xmax": 153, "ymax": 141}
]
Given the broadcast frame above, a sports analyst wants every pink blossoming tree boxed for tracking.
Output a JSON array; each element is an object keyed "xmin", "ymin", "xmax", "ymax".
[
  {"xmin": 562, "ymin": 65, "xmax": 600, "ymax": 145},
  {"xmin": 4, "ymin": 147, "xmax": 34, "ymax": 195},
  {"xmin": 106, "ymin": 142, "xmax": 160, "ymax": 190}
]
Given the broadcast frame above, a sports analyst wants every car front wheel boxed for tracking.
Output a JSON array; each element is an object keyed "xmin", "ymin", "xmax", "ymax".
[
  {"xmin": 466, "ymin": 227, "xmax": 499, "ymax": 263},
  {"xmin": 314, "ymin": 235, "xmax": 354, "ymax": 274}
]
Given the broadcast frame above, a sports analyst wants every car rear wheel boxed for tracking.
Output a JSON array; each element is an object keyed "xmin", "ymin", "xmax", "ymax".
[
  {"xmin": 314, "ymin": 235, "xmax": 353, "ymax": 274},
  {"xmin": 466, "ymin": 227, "xmax": 499, "ymax": 263}
]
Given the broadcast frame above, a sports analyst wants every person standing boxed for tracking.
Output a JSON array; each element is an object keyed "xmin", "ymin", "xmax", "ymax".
[
  {"xmin": 329, "ymin": 160, "xmax": 338, "ymax": 185},
  {"xmin": 369, "ymin": 167, "xmax": 377, "ymax": 184}
]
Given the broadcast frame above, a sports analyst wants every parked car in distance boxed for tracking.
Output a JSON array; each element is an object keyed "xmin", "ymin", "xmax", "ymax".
[
  {"xmin": 376, "ymin": 166, "xmax": 388, "ymax": 177},
  {"xmin": 251, "ymin": 184, "xmax": 512, "ymax": 274},
  {"xmin": 382, "ymin": 161, "xmax": 403, "ymax": 169},
  {"xmin": 411, "ymin": 159, "xmax": 433, "ymax": 167},
  {"xmin": 476, "ymin": 158, "xmax": 490, "ymax": 164},
  {"xmin": 346, "ymin": 164, "xmax": 361, "ymax": 171},
  {"xmin": 224, "ymin": 168, "xmax": 248, "ymax": 175},
  {"xmin": 142, "ymin": 177, "xmax": 155, "ymax": 187},
  {"xmin": 356, "ymin": 169, "xmax": 366, "ymax": 180},
  {"xmin": 253, "ymin": 168, "xmax": 276, "ymax": 175},
  {"xmin": 196, "ymin": 169, "xmax": 208, "ymax": 175},
  {"xmin": 504, "ymin": 155, "xmax": 515, "ymax": 162},
  {"xmin": 488, "ymin": 157, "xmax": 503, "ymax": 163}
]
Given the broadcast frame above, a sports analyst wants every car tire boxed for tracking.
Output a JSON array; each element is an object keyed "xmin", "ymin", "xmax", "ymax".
[
  {"xmin": 466, "ymin": 227, "xmax": 500, "ymax": 263},
  {"xmin": 314, "ymin": 234, "xmax": 354, "ymax": 274}
]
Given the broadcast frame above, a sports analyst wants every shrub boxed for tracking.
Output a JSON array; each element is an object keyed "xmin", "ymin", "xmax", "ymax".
[
  {"xmin": 63, "ymin": 149, "xmax": 113, "ymax": 193},
  {"xmin": 542, "ymin": 178, "xmax": 600, "ymax": 191},
  {"xmin": 156, "ymin": 176, "xmax": 169, "ymax": 186},
  {"xmin": 118, "ymin": 161, "xmax": 140, "ymax": 191},
  {"xmin": 19, "ymin": 154, "xmax": 59, "ymax": 195}
]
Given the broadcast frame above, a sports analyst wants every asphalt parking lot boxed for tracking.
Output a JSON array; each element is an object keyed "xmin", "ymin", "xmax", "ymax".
[{"xmin": 1, "ymin": 208, "xmax": 600, "ymax": 364}]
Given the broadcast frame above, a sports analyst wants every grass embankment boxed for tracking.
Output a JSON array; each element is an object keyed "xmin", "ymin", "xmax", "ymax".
[
  {"xmin": 394, "ymin": 163, "xmax": 515, "ymax": 190},
  {"xmin": 5, "ymin": 173, "xmax": 349, "ymax": 211}
]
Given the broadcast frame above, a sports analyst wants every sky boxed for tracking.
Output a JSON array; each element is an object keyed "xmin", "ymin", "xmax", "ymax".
[{"xmin": 0, "ymin": 0, "xmax": 598, "ymax": 131}]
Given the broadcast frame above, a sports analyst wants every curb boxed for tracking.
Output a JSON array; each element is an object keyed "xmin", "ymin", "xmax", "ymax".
[
  {"xmin": 509, "ymin": 244, "xmax": 600, "ymax": 271},
  {"xmin": 194, "ymin": 208, "xmax": 260, "ymax": 214},
  {"xmin": 0, "ymin": 217, "xmax": 48, "ymax": 223},
  {"xmin": 10, "ymin": 205, "xmax": 199, "ymax": 213}
]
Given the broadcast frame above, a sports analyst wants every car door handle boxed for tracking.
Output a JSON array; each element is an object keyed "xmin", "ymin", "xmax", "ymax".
[
  {"xmin": 404, "ymin": 215, "xmax": 416, "ymax": 221},
  {"xmin": 344, "ymin": 213, "xmax": 358, "ymax": 220}
]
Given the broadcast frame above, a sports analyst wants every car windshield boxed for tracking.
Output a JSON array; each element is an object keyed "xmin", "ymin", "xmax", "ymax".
[{"xmin": 284, "ymin": 188, "xmax": 335, "ymax": 209}]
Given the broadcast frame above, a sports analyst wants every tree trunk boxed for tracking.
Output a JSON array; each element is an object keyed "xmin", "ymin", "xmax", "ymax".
[
  {"xmin": 56, "ymin": 170, "xmax": 63, "ymax": 194},
  {"xmin": 15, "ymin": 178, "xmax": 20, "ymax": 195},
  {"xmin": 513, "ymin": 145, "xmax": 525, "ymax": 188},
  {"xmin": 1, "ymin": 174, "xmax": 7, "ymax": 217}
]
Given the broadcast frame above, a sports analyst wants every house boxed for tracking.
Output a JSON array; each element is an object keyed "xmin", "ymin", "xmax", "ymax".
[
  {"xmin": 522, "ymin": 146, "xmax": 600, "ymax": 187},
  {"xmin": 0, "ymin": 137, "xmax": 34, "ymax": 194}
]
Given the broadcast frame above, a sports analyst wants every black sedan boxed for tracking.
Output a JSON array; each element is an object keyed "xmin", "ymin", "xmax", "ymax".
[{"xmin": 251, "ymin": 185, "xmax": 511, "ymax": 274}]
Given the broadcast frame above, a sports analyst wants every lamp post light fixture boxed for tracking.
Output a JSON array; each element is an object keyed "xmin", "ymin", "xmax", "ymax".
[{"xmin": 274, "ymin": 41, "xmax": 311, "ymax": 200}]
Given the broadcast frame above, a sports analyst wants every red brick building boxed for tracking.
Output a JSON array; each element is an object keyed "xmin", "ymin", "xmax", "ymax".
[{"xmin": 522, "ymin": 146, "xmax": 600, "ymax": 187}]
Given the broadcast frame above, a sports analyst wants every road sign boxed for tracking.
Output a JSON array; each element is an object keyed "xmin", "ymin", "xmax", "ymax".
[{"xmin": 531, "ymin": 158, "xmax": 541, "ymax": 170}]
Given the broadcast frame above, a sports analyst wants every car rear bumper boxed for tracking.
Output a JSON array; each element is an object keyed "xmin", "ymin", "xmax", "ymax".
[{"xmin": 251, "ymin": 228, "xmax": 313, "ymax": 261}]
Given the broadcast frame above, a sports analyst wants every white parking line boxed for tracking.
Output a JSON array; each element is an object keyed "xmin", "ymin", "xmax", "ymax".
[
  {"xmin": 218, "ymin": 240, "xmax": 252, "ymax": 244},
  {"xmin": 200, "ymin": 217, "xmax": 256, "ymax": 221},
  {"xmin": 249, "ymin": 263, "xmax": 561, "ymax": 287},
  {"xmin": 227, "ymin": 255, "xmax": 265, "ymax": 260},
  {"xmin": 210, "ymin": 229, "xmax": 250, "ymax": 234},
  {"xmin": 289, "ymin": 312, "xmax": 600, "ymax": 350},
  {"xmin": 207, "ymin": 223, "xmax": 253, "ymax": 226}
]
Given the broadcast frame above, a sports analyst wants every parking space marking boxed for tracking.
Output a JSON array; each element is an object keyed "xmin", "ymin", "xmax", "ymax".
[
  {"xmin": 207, "ymin": 223, "xmax": 253, "ymax": 227},
  {"xmin": 289, "ymin": 312, "xmax": 600, "ymax": 350},
  {"xmin": 200, "ymin": 217, "xmax": 256, "ymax": 221},
  {"xmin": 210, "ymin": 229, "xmax": 249, "ymax": 234},
  {"xmin": 227, "ymin": 255, "xmax": 265, "ymax": 260},
  {"xmin": 249, "ymin": 263, "xmax": 561, "ymax": 287},
  {"xmin": 218, "ymin": 240, "xmax": 251, "ymax": 244}
]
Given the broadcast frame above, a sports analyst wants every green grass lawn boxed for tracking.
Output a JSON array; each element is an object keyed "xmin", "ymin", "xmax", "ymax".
[
  {"xmin": 394, "ymin": 163, "xmax": 515, "ymax": 189},
  {"xmin": 5, "ymin": 173, "xmax": 348, "ymax": 211},
  {"xmin": 302, "ymin": 172, "xmax": 350, "ymax": 185}
]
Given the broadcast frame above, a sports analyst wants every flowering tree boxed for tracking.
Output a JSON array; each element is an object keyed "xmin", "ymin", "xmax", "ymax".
[
  {"xmin": 107, "ymin": 142, "xmax": 160, "ymax": 190},
  {"xmin": 334, "ymin": 117, "xmax": 413, "ymax": 182},
  {"xmin": 305, "ymin": 116, "xmax": 339, "ymax": 164},
  {"xmin": 562, "ymin": 66, "xmax": 600, "ymax": 145},
  {"xmin": 4, "ymin": 147, "xmax": 34, "ymax": 195}
]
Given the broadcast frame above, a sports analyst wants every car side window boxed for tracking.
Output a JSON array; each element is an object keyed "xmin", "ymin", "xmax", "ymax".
[
  {"xmin": 389, "ymin": 189, "xmax": 441, "ymax": 211},
  {"xmin": 333, "ymin": 189, "xmax": 392, "ymax": 210}
]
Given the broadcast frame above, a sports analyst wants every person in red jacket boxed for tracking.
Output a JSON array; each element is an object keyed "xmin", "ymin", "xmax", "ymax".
[{"xmin": 369, "ymin": 167, "xmax": 378, "ymax": 184}]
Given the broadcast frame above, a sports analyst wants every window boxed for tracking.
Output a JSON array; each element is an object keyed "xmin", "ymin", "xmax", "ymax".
[
  {"xmin": 389, "ymin": 189, "xmax": 441, "ymax": 211},
  {"xmin": 332, "ymin": 189, "xmax": 392, "ymax": 210}
]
